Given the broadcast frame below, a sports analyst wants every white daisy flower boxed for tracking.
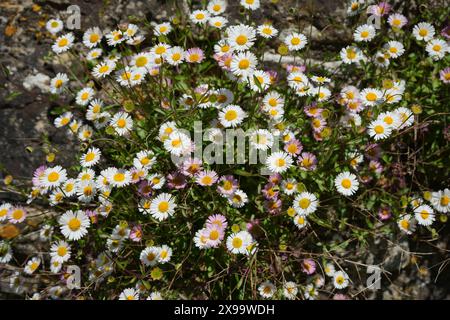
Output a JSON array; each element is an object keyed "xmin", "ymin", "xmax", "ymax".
[
  {"xmin": 426, "ymin": 38, "xmax": 448, "ymax": 60},
  {"xmin": 83, "ymin": 27, "xmax": 103, "ymax": 48},
  {"xmin": 50, "ymin": 258, "xmax": 62, "ymax": 273},
  {"xmin": 227, "ymin": 189, "xmax": 248, "ymax": 208},
  {"xmin": 107, "ymin": 168, "xmax": 132, "ymax": 188},
  {"xmin": 54, "ymin": 111, "xmax": 72, "ymax": 128},
  {"xmin": 257, "ymin": 24, "xmax": 278, "ymax": 38},
  {"xmin": 50, "ymin": 240, "xmax": 71, "ymax": 263},
  {"xmin": 158, "ymin": 245, "xmax": 172, "ymax": 263},
  {"xmin": 154, "ymin": 22, "xmax": 172, "ymax": 36},
  {"xmin": 324, "ymin": 263, "xmax": 336, "ymax": 277},
  {"xmin": 361, "ymin": 88, "xmax": 383, "ymax": 107},
  {"xmin": 209, "ymin": 16, "xmax": 228, "ymax": 29},
  {"xmin": 80, "ymin": 147, "xmax": 101, "ymax": 167},
  {"xmin": 163, "ymin": 131, "xmax": 192, "ymax": 156},
  {"xmin": 76, "ymin": 87, "xmax": 95, "ymax": 106},
  {"xmin": 340, "ymin": 46, "xmax": 364, "ymax": 64},
  {"xmin": 24, "ymin": 257, "xmax": 41, "ymax": 275},
  {"xmin": 50, "ymin": 73, "xmax": 69, "ymax": 94},
  {"xmin": 59, "ymin": 210, "xmax": 90, "ymax": 241},
  {"xmin": 190, "ymin": 10, "xmax": 210, "ymax": 24},
  {"xmin": 293, "ymin": 192, "xmax": 318, "ymax": 216},
  {"xmin": 414, "ymin": 204, "xmax": 435, "ymax": 226},
  {"xmin": 394, "ymin": 107, "xmax": 414, "ymax": 129},
  {"xmin": 46, "ymin": 18, "xmax": 63, "ymax": 34},
  {"xmin": 430, "ymin": 189, "xmax": 450, "ymax": 213},
  {"xmin": 333, "ymin": 271, "xmax": 349, "ymax": 289},
  {"xmin": 226, "ymin": 231, "xmax": 252, "ymax": 254},
  {"xmin": 249, "ymin": 129, "xmax": 274, "ymax": 150},
  {"xmin": 227, "ymin": 24, "xmax": 256, "ymax": 51},
  {"xmin": 258, "ymin": 281, "xmax": 276, "ymax": 299},
  {"xmin": 140, "ymin": 246, "xmax": 160, "ymax": 266},
  {"xmin": 398, "ymin": 214, "xmax": 415, "ymax": 234},
  {"xmin": 230, "ymin": 51, "xmax": 257, "ymax": 78},
  {"xmin": 283, "ymin": 281, "xmax": 298, "ymax": 300},
  {"xmin": 368, "ymin": 120, "xmax": 392, "ymax": 140},
  {"xmin": 110, "ymin": 112, "xmax": 133, "ymax": 136},
  {"xmin": 219, "ymin": 104, "xmax": 247, "ymax": 128},
  {"xmin": 105, "ymin": 30, "xmax": 125, "ymax": 46},
  {"xmin": 377, "ymin": 111, "xmax": 401, "ymax": 129},
  {"xmin": 388, "ymin": 13, "xmax": 407, "ymax": 29},
  {"xmin": 150, "ymin": 193, "xmax": 177, "ymax": 221},
  {"xmin": 412, "ymin": 22, "xmax": 435, "ymax": 41},
  {"xmin": 384, "ymin": 40, "xmax": 405, "ymax": 58},
  {"xmin": 266, "ymin": 151, "xmax": 293, "ymax": 173},
  {"xmin": 335, "ymin": 171, "xmax": 359, "ymax": 196},
  {"xmin": 0, "ymin": 203, "xmax": 12, "ymax": 222},
  {"xmin": 207, "ymin": 0, "xmax": 227, "ymax": 15},
  {"xmin": 119, "ymin": 288, "xmax": 139, "ymax": 300},
  {"xmin": 92, "ymin": 61, "xmax": 116, "ymax": 78},
  {"xmin": 8, "ymin": 207, "xmax": 27, "ymax": 224},
  {"xmin": 285, "ymin": 32, "xmax": 308, "ymax": 51},
  {"xmin": 52, "ymin": 33, "xmax": 75, "ymax": 54},
  {"xmin": 353, "ymin": 24, "xmax": 376, "ymax": 42},
  {"xmin": 241, "ymin": 0, "xmax": 260, "ymax": 10},
  {"xmin": 86, "ymin": 48, "xmax": 103, "ymax": 61},
  {"xmin": 40, "ymin": 166, "xmax": 67, "ymax": 188}
]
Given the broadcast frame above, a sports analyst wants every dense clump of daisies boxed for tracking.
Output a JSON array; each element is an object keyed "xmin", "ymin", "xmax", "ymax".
[{"xmin": 1, "ymin": 0, "xmax": 449, "ymax": 300}]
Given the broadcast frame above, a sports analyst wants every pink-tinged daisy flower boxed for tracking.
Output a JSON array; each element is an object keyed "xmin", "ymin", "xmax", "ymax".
[
  {"xmin": 388, "ymin": 13, "xmax": 408, "ymax": 29},
  {"xmin": 246, "ymin": 219, "xmax": 260, "ymax": 232},
  {"xmin": 262, "ymin": 183, "xmax": 279, "ymax": 200},
  {"xmin": 166, "ymin": 171, "xmax": 187, "ymax": 190},
  {"xmin": 286, "ymin": 64, "xmax": 306, "ymax": 73},
  {"xmin": 86, "ymin": 209, "xmax": 98, "ymax": 224},
  {"xmin": 297, "ymin": 152, "xmax": 317, "ymax": 171},
  {"xmin": 130, "ymin": 225, "xmax": 143, "ymax": 242},
  {"xmin": 346, "ymin": 99, "xmax": 364, "ymax": 113},
  {"xmin": 269, "ymin": 173, "xmax": 282, "ymax": 185},
  {"xmin": 8, "ymin": 206, "xmax": 27, "ymax": 224},
  {"xmin": 217, "ymin": 175, "xmax": 238, "ymax": 195},
  {"xmin": 439, "ymin": 67, "xmax": 450, "ymax": 84},
  {"xmin": 32, "ymin": 165, "xmax": 47, "ymax": 187},
  {"xmin": 203, "ymin": 225, "xmax": 225, "ymax": 247},
  {"xmin": 378, "ymin": 206, "xmax": 392, "ymax": 221},
  {"xmin": 181, "ymin": 158, "xmax": 203, "ymax": 177},
  {"xmin": 301, "ymin": 258, "xmax": 316, "ymax": 275},
  {"xmin": 304, "ymin": 103, "xmax": 323, "ymax": 118},
  {"xmin": 206, "ymin": 214, "xmax": 228, "ymax": 231},
  {"xmin": 264, "ymin": 198, "xmax": 282, "ymax": 215},
  {"xmin": 195, "ymin": 170, "xmax": 219, "ymax": 187},
  {"xmin": 185, "ymin": 48, "xmax": 205, "ymax": 63},
  {"xmin": 367, "ymin": 2, "xmax": 391, "ymax": 16},
  {"xmin": 138, "ymin": 180, "xmax": 154, "ymax": 198},
  {"xmin": 365, "ymin": 143, "xmax": 382, "ymax": 160},
  {"xmin": 284, "ymin": 139, "xmax": 303, "ymax": 156},
  {"xmin": 441, "ymin": 25, "xmax": 450, "ymax": 39},
  {"xmin": 311, "ymin": 117, "xmax": 326, "ymax": 132},
  {"xmin": 369, "ymin": 160, "xmax": 383, "ymax": 174}
]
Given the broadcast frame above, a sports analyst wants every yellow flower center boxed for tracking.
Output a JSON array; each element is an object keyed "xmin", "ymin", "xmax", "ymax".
[
  {"xmin": 441, "ymin": 196, "xmax": 449, "ymax": 206},
  {"xmin": 298, "ymin": 198, "xmax": 310, "ymax": 209},
  {"xmin": 419, "ymin": 29, "xmax": 428, "ymax": 37},
  {"xmin": 113, "ymin": 173, "xmax": 125, "ymax": 182},
  {"xmin": 57, "ymin": 246, "xmax": 67, "ymax": 256},
  {"xmin": 374, "ymin": 125, "xmax": 384, "ymax": 134},
  {"xmin": 341, "ymin": 178, "xmax": 352, "ymax": 189},
  {"xmin": 85, "ymin": 152, "xmax": 95, "ymax": 162},
  {"xmin": 195, "ymin": 13, "xmax": 205, "ymax": 20},
  {"xmin": 346, "ymin": 49, "xmax": 356, "ymax": 59},
  {"xmin": 201, "ymin": 176, "xmax": 213, "ymax": 185},
  {"xmin": 225, "ymin": 110, "xmax": 238, "ymax": 121},
  {"xmin": 366, "ymin": 92, "xmax": 377, "ymax": 101},
  {"xmin": 12, "ymin": 209, "xmax": 24, "ymax": 220},
  {"xmin": 236, "ymin": 35, "xmax": 248, "ymax": 46},
  {"xmin": 48, "ymin": 172, "xmax": 60, "ymax": 182},
  {"xmin": 209, "ymin": 230, "xmax": 219, "ymax": 241},
  {"xmin": 276, "ymin": 158, "xmax": 286, "ymax": 167},
  {"xmin": 58, "ymin": 38, "xmax": 68, "ymax": 47},
  {"xmin": 361, "ymin": 30, "xmax": 369, "ymax": 38},
  {"xmin": 433, "ymin": 44, "xmax": 442, "ymax": 52},
  {"xmin": 90, "ymin": 34, "xmax": 99, "ymax": 43},
  {"xmin": 117, "ymin": 118, "xmax": 126, "ymax": 128},
  {"xmin": 291, "ymin": 37, "xmax": 300, "ymax": 45},
  {"xmin": 68, "ymin": 218, "xmax": 81, "ymax": 231},
  {"xmin": 158, "ymin": 201, "xmax": 169, "ymax": 212},
  {"xmin": 232, "ymin": 237, "xmax": 243, "ymax": 248},
  {"xmin": 135, "ymin": 56, "xmax": 148, "ymax": 67},
  {"xmin": 238, "ymin": 59, "xmax": 250, "ymax": 69}
]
